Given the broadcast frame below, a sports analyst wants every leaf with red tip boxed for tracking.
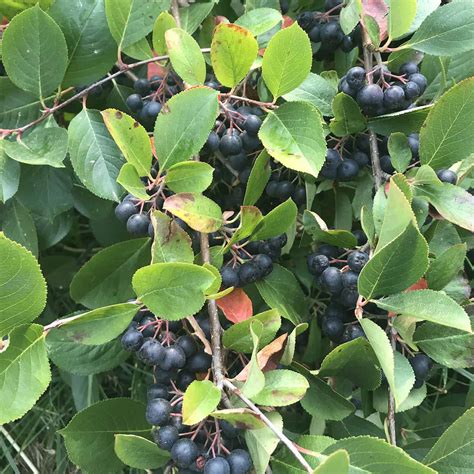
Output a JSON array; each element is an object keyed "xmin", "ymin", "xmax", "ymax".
[{"xmin": 217, "ymin": 288, "xmax": 253, "ymax": 323}]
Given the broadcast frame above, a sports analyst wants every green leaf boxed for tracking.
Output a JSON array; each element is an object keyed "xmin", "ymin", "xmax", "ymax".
[
  {"xmin": 313, "ymin": 450, "xmax": 349, "ymax": 474},
  {"xmin": 251, "ymin": 369, "xmax": 308, "ymax": 407},
  {"xmin": 318, "ymin": 338, "xmax": 381, "ymax": 390},
  {"xmin": 367, "ymin": 105, "xmax": 432, "ymax": 136},
  {"xmin": 280, "ymin": 323, "xmax": 308, "ymax": 366},
  {"xmin": 117, "ymin": 163, "xmax": 149, "ymax": 200},
  {"xmin": 114, "ymin": 434, "xmax": 169, "ymax": 469},
  {"xmin": 132, "ymin": 262, "xmax": 215, "ymax": 320},
  {"xmin": 259, "ymin": 101, "xmax": 326, "ymax": 178},
  {"xmin": 102, "ymin": 109, "xmax": 152, "ymax": 177},
  {"xmin": 300, "ymin": 375, "xmax": 355, "ymax": 421},
  {"xmin": 151, "ymin": 210, "xmax": 194, "ymax": 264},
  {"xmin": 427, "ymin": 243, "xmax": 467, "ymax": 290},
  {"xmin": 165, "ymin": 28, "xmax": 206, "ymax": 85},
  {"xmin": 388, "ymin": 0, "xmax": 417, "ymax": 40},
  {"xmin": 59, "ymin": 398, "xmax": 149, "ymax": 473},
  {"xmin": 414, "ymin": 183, "xmax": 474, "ymax": 232},
  {"xmin": 402, "ymin": 1, "xmax": 474, "ymax": 56},
  {"xmin": 0, "ymin": 142, "xmax": 20, "ymax": 202},
  {"xmin": 154, "ymin": 87, "xmax": 219, "ymax": 170},
  {"xmin": 373, "ymin": 383, "xmax": 427, "ymax": 414},
  {"xmin": 49, "ymin": 0, "xmax": 116, "ymax": 87},
  {"xmin": 51, "ymin": 303, "xmax": 138, "ymax": 346},
  {"xmin": 152, "ymin": 11, "xmax": 176, "ymax": 55},
  {"xmin": 358, "ymin": 222, "xmax": 429, "ymax": 300},
  {"xmin": 262, "ymin": 22, "xmax": 312, "ymax": 100},
  {"xmin": 179, "ymin": 2, "xmax": 213, "ymax": 35},
  {"xmin": 241, "ymin": 321, "xmax": 265, "ymax": 398},
  {"xmin": 0, "ymin": 324, "xmax": 51, "ymax": 424},
  {"xmin": 2, "ymin": 5, "xmax": 68, "ymax": 98},
  {"xmin": 166, "ymin": 161, "xmax": 214, "ymax": 194},
  {"xmin": 251, "ymin": 198, "xmax": 297, "ymax": 241},
  {"xmin": 0, "ymin": 197, "xmax": 38, "ymax": 256},
  {"xmin": 68, "ymin": 108, "xmax": 125, "ymax": 201},
  {"xmin": 303, "ymin": 211, "xmax": 357, "ymax": 248},
  {"xmin": 414, "ymin": 320, "xmax": 474, "ymax": 369},
  {"xmin": 211, "ymin": 23, "xmax": 258, "ymax": 88},
  {"xmin": 211, "ymin": 408, "xmax": 266, "ymax": 430},
  {"xmin": 360, "ymin": 319, "xmax": 415, "ymax": 408},
  {"xmin": 182, "ymin": 380, "xmax": 221, "ymax": 425},
  {"xmin": 163, "ymin": 192, "xmax": 223, "ymax": 233},
  {"xmin": 423, "ymin": 407, "xmax": 474, "ymax": 472},
  {"xmin": 375, "ymin": 289, "xmax": 471, "ymax": 332},
  {"xmin": 256, "ymin": 264, "xmax": 307, "ymax": 325},
  {"xmin": 105, "ymin": 0, "xmax": 168, "ymax": 51},
  {"xmin": 329, "ymin": 93, "xmax": 367, "ymax": 137},
  {"xmin": 0, "ymin": 233, "xmax": 46, "ymax": 336},
  {"xmin": 245, "ymin": 412, "xmax": 282, "ymax": 474},
  {"xmin": 283, "ymin": 72, "xmax": 338, "ymax": 117},
  {"xmin": 235, "ymin": 8, "xmax": 282, "ymax": 36},
  {"xmin": 339, "ymin": 0, "xmax": 360, "ymax": 34},
  {"xmin": 222, "ymin": 309, "xmax": 281, "ymax": 352},
  {"xmin": 364, "ymin": 14, "xmax": 381, "ymax": 48},
  {"xmin": 47, "ymin": 334, "xmax": 129, "ymax": 375},
  {"xmin": 243, "ymin": 150, "xmax": 272, "ymax": 206},
  {"xmin": 388, "ymin": 132, "xmax": 412, "ymax": 173},
  {"xmin": 70, "ymin": 238, "xmax": 151, "ymax": 309},
  {"xmin": 420, "ymin": 78, "xmax": 474, "ymax": 170},
  {"xmin": 4, "ymin": 126, "xmax": 68, "ymax": 168},
  {"xmin": 324, "ymin": 436, "xmax": 436, "ymax": 473}
]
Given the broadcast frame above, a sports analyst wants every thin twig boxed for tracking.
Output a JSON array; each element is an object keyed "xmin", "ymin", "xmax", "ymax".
[
  {"xmin": 0, "ymin": 427, "xmax": 39, "ymax": 474},
  {"xmin": 171, "ymin": 0, "xmax": 181, "ymax": 27},
  {"xmin": 223, "ymin": 380, "xmax": 313, "ymax": 473}
]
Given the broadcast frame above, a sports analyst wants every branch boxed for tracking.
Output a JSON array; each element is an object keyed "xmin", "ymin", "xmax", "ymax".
[
  {"xmin": 223, "ymin": 380, "xmax": 313, "ymax": 474},
  {"xmin": 387, "ymin": 321, "xmax": 397, "ymax": 445},
  {"xmin": 171, "ymin": 0, "xmax": 181, "ymax": 28},
  {"xmin": 0, "ymin": 49, "xmax": 210, "ymax": 137}
]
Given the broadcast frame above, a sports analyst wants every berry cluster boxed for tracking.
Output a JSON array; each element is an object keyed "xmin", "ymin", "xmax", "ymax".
[
  {"xmin": 265, "ymin": 166, "xmax": 307, "ymax": 208},
  {"xmin": 114, "ymin": 194, "xmax": 154, "ymax": 237},
  {"xmin": 297, "ymin": 0, "xmax": 361, "ymax": 61},
  {"xmin": 339, "ymin": 63, "xmax": 427, "ymax": 116},
  {"xmin": 121, "ymin": 312, "xmax": 252, "ymax": 473}
]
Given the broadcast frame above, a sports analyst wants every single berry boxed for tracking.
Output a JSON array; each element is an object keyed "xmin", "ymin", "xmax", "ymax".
[
  {"xmin": 318, "ymin": 244, "xmax": 340, "ymax": 258},
  {"xmin": 220, "ymin": 420, "xmax": 240, "ymax": 439},
  {"xmin": 341, "ymin": 35, "xmax": 354, "ymax": 52},
  {"xmin": 342, "ymin": 324, "xmax": 365, "ymax": 342},
  {"xmin": 239, "ymin": 167, "xmax": 251, "ymax": 184},
  {"xmin": 140, "ymin": 315, "xmax": 157, "ymax": 338},
  {"xmin": 115, "ymin": 200, "xmax": 138, "ymax": 223},
  {"xmin": 207, "ymin": 131, "xmax": 220, "ymax": 152},
  {"xmin": 307, "ymin": 254, "xmax": 330, "ymax": 275},
  {"xmin": 171, "ymin": 439, "xmax": 200, "ymax": 468},
  {"xmin": 146, "ymin": 398, "xmax": 171, "ymax": 426},
  {"xmin": 321, "ymin": 267, "xmax": 343, "ymax": 294},
  {"xmin": 352, "ymin": 229, "xmax": 367, "ymax": 246},
  {"xmin": 127, "ymin": 213, "xmax": 151, "ymax": 236},
  {"xmin": 320, "ymin": 149, "xmax": 342, "ymax": 179},
  {"xmin": 253, "ymin": 254, "xmax": 274, "ymax": 277},
  {"xmin": 320, "ymin": 21, "xmax": 344, "ymax": 46},
  {"xmin": 238, "ymin": 262, "xmax": 260, "ymax": 285},
  {"xmin": 275, "ymin": 180, "xmax": 295, "ymax": 201},
  {"xmin": 352, "ymin": 150, "xmax": 369, "ymax": 167},
  {"xmin": 176, "ymin": 335, "xmax": 197, "ymax": 358},
  {"xmin": 229, "ymin": 152, "xmax": 248, "ymax": 172},
  {"xmin": 143, "ymin": 101, "xmax": 161, "ymax": 121},
  {"xmin": 148, "ymin": 222, "xmax": 155, "ymax": 238},
  {"xmin": 356, "ymin": 134, "xmax": 371, "ymax": 153},
  {"xmin": 324, "ymin": 301, "xmax": 347, "ymax": 321},
  {"xmin": 243, "ymin": 115, "xmax": 262, "ymax": 135},
  {"xmin": 137, "ymin": 338, "xmax": 165, "ymax": 366},
  {"xmin": 241, "ymin": 131, "xmax": 261, "ymax": 151},
  {"xmin": 308, "ymin": 25, "xmax": 321, "ymax": 42},
  {"xmin": 404, "ymin": 81, "xmax": 421, "ymax": 100},
  {"xmin": 296, "ymin": 11, "xmax": 316, "ymax": 32},
  {"xmin": 292, "ymin": 186, "xmax": 306, "ymax": 206},
  {"xmin": 160, "ymin": 345, "xmax": 187, "ymax": 371},
  {"xmin": 221, "ymin": 266, "xmax": 240, "ymax": 288},
  {"xmin": 187, "ymin": 351, "xmax": 212, "ymax": 373},
  {"xmin": 322, "ymin": 317, "xmax": 345, "ymax": 342},
  {"xmin": 126, "ymin": 93, "xmax": 144, "ymax": 112},
  {"xmin": 409, "ymin": 354, "xmax": 433, "ymax": 388},
  {"xmin": 342, "ymin": 271, "xmax": 359, "ymax": 289},
  {"xmin": 357, "ymin": 84, "xmax": 384, "ymax": 115},
  {"xmin": 399, "ymin": 62, "xmax": 419, "ymax": 76},
  {"xmin": 408, "ymin": 73, "xmax": 428, "ymax": 94},
  {"xmin": 339, "ymin": 78, "xmax": 358, "ymax": 98},
  {"xmin": 380, "ymin": 155, "xmax": 395, "ymax": 174},
  {"xmin": 176, "ymin": 370, "xmax": 196, "ymax": 391},
  {"xmin": 148, "ymin": 383, "xmax": 170, "ymax": 400},
  {"xmin": 227, "ymin": 449, "xmax": 252, "ymax": 474},
  {"xmin": 265, "ymin": 180, "xmax": 279, "ymax": 198},
  {"xmin": 220, "ymin": 133, "xmax": 243, "ymax": 156},
  {"xmin": 407, "ymin": 133, "xmax": 419, "ymax": 158},
  {"xmin": 134, "ymin": 78, "xmax": 151, "ymax": 95},
  {"xmin": 436, "ymin": 169, "xmax": 457, "ymax": 185},
  {"xmin": 383, "ymin": 85, "xmax": 406, "ymax": 111},
  {"xmin": 337, "ymin": 159, "xmax": 360, "ymax": 181},
  {"xmin": 153, "ymin": 425, "xmax": 179, "ymax": 451},
  {"xmin": 346, "ymin": 67, "xmax": 366, "ymax": 90},
  {"xmin": 340, "ymin": 287, "xmax": 359, "ymax": 308},
  {"xmin": 121, "ymin": 328, "xmax": 144, "ymax": 352},
  {"xmin": 204, "ymin": 457, "xmax": 231, "ymax": 474},
  {"xmin": 347, "ymin": 251, "xmax": 369, "ymax": 273},
  {"xmin": 154, "ymin": 367, "xmax": 177, "ymax": 384}
]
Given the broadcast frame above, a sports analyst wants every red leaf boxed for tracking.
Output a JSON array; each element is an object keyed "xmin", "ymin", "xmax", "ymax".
[
  {"xmin": 147, "ymin": 62, "xmax": 167, "ymax": 80},
  {"xmin": 406, "ymin": 278, "xmax": 428, "ymax": 292},
  {"xmin": 282, "ymin": 15, "xmax": 294, "ymax": 29},
  {"xmin": 361, "ymin": 0, "xmax": 388, "ymax": 41},
  {"xmin": 216, "ymin": 288, "xmax": 253, "ymax": 323}
]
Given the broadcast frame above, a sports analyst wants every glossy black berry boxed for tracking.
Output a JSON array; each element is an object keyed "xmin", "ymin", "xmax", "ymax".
[
  {"xmin": 143, "ymin": 101, "xmax": 161, "ymax": 121},
  {"xmin": 307, "ymin": 254, "xmax": 330, "ymax": 275},
  {"xmin": 134, "ymin": 78, "xmax": 151, "ymax": 95},
  {"xmin": 337, "ymin": 159, "xmax": 360, "ymax": 181},
  {"xmin": 238, "ymin": 262, "xmax": 260, "ymax": 285},
  {"xmin": 318, "ymin": 244, "xmax": 340, "ymax": 259},
  {"xmin": 176, "ymin": 335, "xmax": 197, "ymax": 358},
  {"xmin": 229, "ymin": 152, "xmax": 248, "ymax": 171},
  {"xmin": 275, "ymin": 180, "xmax": 295, "ymax": 201},
  {"xmin": 436, "ymin": 169, "xmax": 457, "ymax": 185},
  {"xmin": 187, "ymin": 351, "xmax": 212, "ymax": 373},
  {"xmin": 121, "ymin": 328, "xmax": 144, "ymax": 351},
  {"xmin": 127, "ymin": 213, "xmax": 151, "ymax": 236},
  {"xmin": 176, "ymin": 370, "xmax": 196, "ymax": 391},
  {"xmin": 355, "ymin": 134, "xmax": 370, "ymax": 153},
  {"xmin": 207, "ymin": 131, "xmax": 220, "ymax": 152},
  {"xmin": 154, "ymin": 367, "xmax": 177, "ymax": 384},
  {"xmin": 115, "ymin": 200, "xmax": 138, "ymax": 222},
  {"xmin": 146, "ymin": 398, "xmax": 171, "ymax": 426},
  {"xmin": 341, "ymin": 35, "xmax": 354, "ymax": 52},
  {"xmin": 357, "ymin": 84, "xmax": 384, "ymax": 115},
  {"xmin": 243, "ymin": 115, "xmax": 262, "ymax": 135},
  {"xmin": 126, "ymin": 93, "xmax": 144, "ymax": 112},
  {"xmin": 171, "ymin": 439, "xmax": 200, "ymax": 468},
  {"xmin": 409, "ymin": 354, "xmax": 432, "ymax": 388},
  {"xmin": 321, "ymin": 267, "xmax": 343, "ymax": 294},
  {"xmin": 292, "ymin": 186, "xmax": 306, "ymax": 206},
  {"xmin": 137, "ymin": 338, "xmax": 165, "ymax": 366},
  {"xmin": 241, "ymin": 131, "xmax": 261, "ymax": 152},
  {"xmin": 205, "ymin": 457, "xmax": 231, "ymax": 474},
  {"xmin": 340, "ymin": 287, "xmax": 359, "ymax": 308},
  {"xmin": 342, "ymin": 323, "xmax": 365, "ymax": 342},
  {"xmin": 408, "ymin": 73, "xmax": 427, "ymax": 94},
  {"xmin": 404, "ymin": 81, "xmax": 421, "ymax": 100},
  {"xmin": 383, "ymin": 85, "xmax": 406, "ymax": 111},
  {"xmin": 140, "ymin": 315, "xmax": 157, "ymax": 338},
  {"xmin": 220, "ymin": 133, "xmax": 243, "ymax": 156},
  {"xmin": 342, "ymin": 271, "xmax": 359, "ymax": 289},
  {"xmin": 220, "ymin": 419, "xmax": 240, "ymax": 439},
  {"xmin": 253, "ymin": 254, "xmax": 273, "ymax": 277},
  {"xmin": 324, "ymin": 301, "xmax": 347, "ymax": 321},
  {"xmin": 347, "ymin": 251, "xmax": 369, "ymax": 273},
  {"xmin": 399, "ymin": 62, "xmax": 419, "ymax": 76},
  {"xmin": 296, "ymin": 11, "xmax": 316, "ymax": 32},
  {"xmin": 407, "ymin": 133, "xmax": 419, "ymax": 158},
  {"xmin": 160, "ymin": 345, "xmax": 186, "ymax": 371},
  {"xmin": 320, "ymin": 21, "xmax": 344, "ymax": 46},
  {"xmin": 320, "ymin": 149, "xmax": 342, "ymax": 179},
  {"xmin": 147, "ymin": 383, "xmax": 170, "ymax": 400},
  {"xmin": 352, "ymin": 229, "xmax": 368, "ymax": 246},
  {"xmin": 339, "ymin": 78, "xmax": 358, "ymax": 98},
  {"xmin": 380, "ymin": 155, "xmax": 395, "ymax": 174},
  {"xmin": 346, "ymin": 67, "xmax": 366, "ymax": 91},
  {"xmin": 322, "ymin": 317, "xmax": 344, "ymax": 342},
  {"xmin": 221, "ymin": 266, "xmax": 240, "ymax": 288},
  {"xmin": 308, "ymin": 24, "xmax": 321, "ymax": 42},
  {"xmin": 153, "ymin": 425, "xmax": 179, "ymax": 451},
  {"xmin": 227, "ymin": 449, "xmax": 252, "ymax": 474}
]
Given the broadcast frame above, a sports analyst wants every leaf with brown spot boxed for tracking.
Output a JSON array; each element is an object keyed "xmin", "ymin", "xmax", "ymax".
[{"xmin": 211, "ymin": 409, "xmax": 266, "ymax": 430}]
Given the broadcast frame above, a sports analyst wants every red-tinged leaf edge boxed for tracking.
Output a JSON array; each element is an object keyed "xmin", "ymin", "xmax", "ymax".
[{"xmin": 361, "ymin": 0, "xmax": 388, "ymax": 40}]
